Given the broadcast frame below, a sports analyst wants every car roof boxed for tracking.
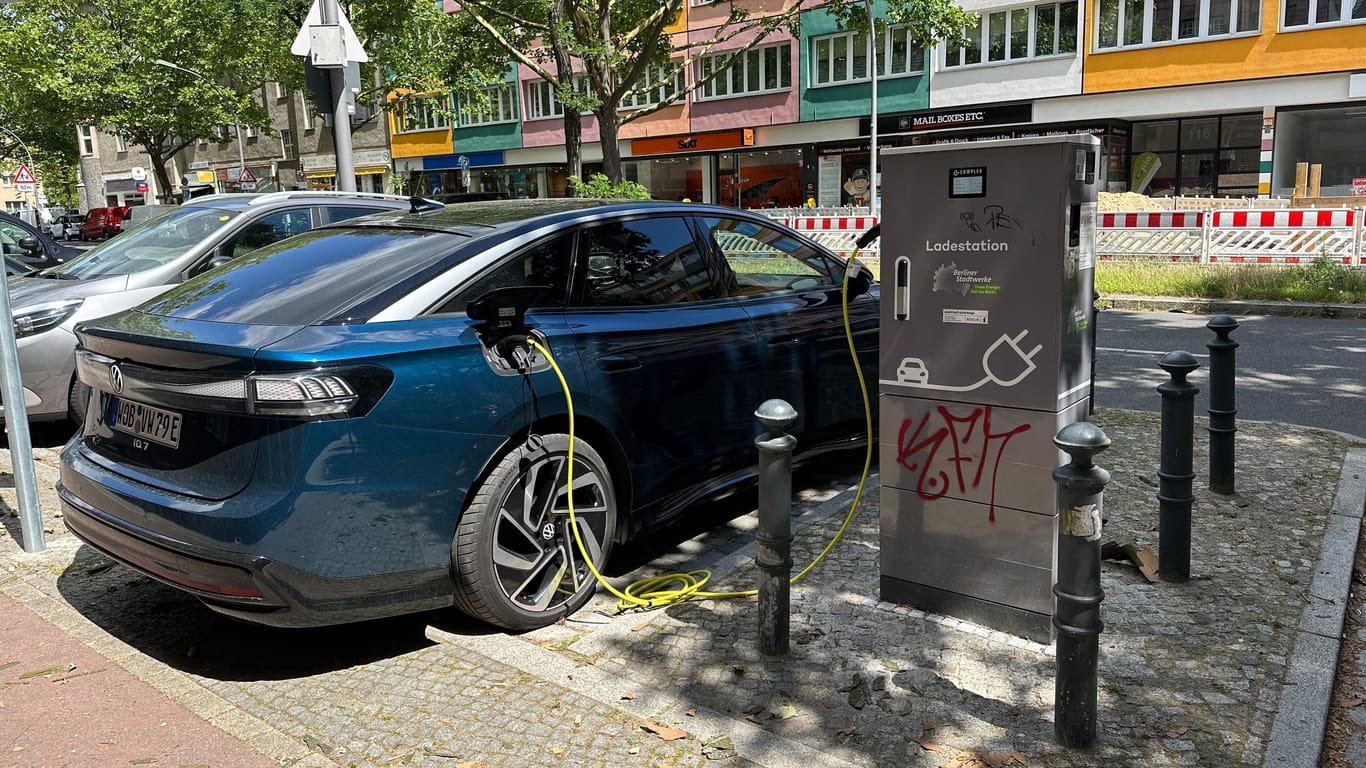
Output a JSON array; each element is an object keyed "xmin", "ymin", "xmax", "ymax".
[
  {"xmin": 329, "ymin": 198, "xmax": 766, "ymax": 238},
  {"xmin": 182, "ymin": 190, "xmax": 419, "ymax": 212}
]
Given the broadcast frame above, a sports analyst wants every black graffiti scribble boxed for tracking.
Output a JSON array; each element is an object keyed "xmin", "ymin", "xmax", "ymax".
[
  {"xmin": 960, "ymin": 210, "xmax": 981, "ymax": 232},
  {"xmin": 896, "ymin": 405, "xmax": 1032, "ymax": 523},
  {"xmin": 984, "ymin": 205, "xmax": 1022, "ymax": 230}
]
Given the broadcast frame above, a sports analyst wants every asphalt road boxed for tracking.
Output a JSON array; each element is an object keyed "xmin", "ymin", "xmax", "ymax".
[{"xmin": 1093, "ymin": 308, "xmax": 1366, "ymax": 441}]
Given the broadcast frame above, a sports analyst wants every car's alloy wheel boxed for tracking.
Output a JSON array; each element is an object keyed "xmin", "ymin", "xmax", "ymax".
[{"xmin": 452, "ymin": 433, "xmax": 616, "ymax": 630}]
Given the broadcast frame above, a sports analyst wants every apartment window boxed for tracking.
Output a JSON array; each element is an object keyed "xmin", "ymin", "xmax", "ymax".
[
  {"xmin": 945, "ymin": 2, "xmax": 1077, "ymax": 67},
  {"xmin": 218, "ymin": 125, "xmax": 232, "ymax": 142},
  {"xmin": 458, "ymin": 83, "xmax": 518, "ymax": 126},
  {"xmin": 78, "ymin": 126, "xmax": 96, "ymax": 156},
  {"xmin": 302, "ymin": 103, "xmax": 315, "ymax": 131},
  {"xmin": 399, "ymin": 97, "xmax": 451, "ymax": 132},
  {"xmin": 281, "ymin": 129, "xmax": 296, "ymax": 161},
  {"xmin": 1283, "ymin": 0, "xmax": 1366, "ymax": 27},
  {"xmin": 812, "ymin": 27, "xmax": 921, "ymax": 87},
  {"xmin": 272, "ymin": 82, "xmax": 288, "ymax": 99},
  {"xmin": 1096, "ymin": 0, "xmax": 1259, "ymax": 48},
  {"xmin": 116, "ymin": 134, "xmax": 128, "ymax": 152},
  {"xmin": 246, "ymin": 125, "xmax": 259, "ymax": 139},
  {"xmin": 525, "ymin": 76, "xmax": 589, "ymax": 120},
  {"xmin": 620, "ymin": 65, "xmax": 686, "ymax": 109},
  {"xmin": 699, "ymin": 44, "xmax": 791, "ymax": 99}
]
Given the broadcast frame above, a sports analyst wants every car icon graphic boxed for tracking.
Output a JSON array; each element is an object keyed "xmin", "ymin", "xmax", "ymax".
[{"xmin": 897, "ymin": 357, "xmax": 929, "ymax": 385}]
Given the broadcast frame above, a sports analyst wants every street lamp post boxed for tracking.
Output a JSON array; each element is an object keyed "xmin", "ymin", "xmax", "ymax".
[
  {"xmin": 153, "ymin": 59, "xmax": 246, "ymax": 192},
  {"xmin": 866, "ymin": 0, "xmax": 879, "ymax": 216}
]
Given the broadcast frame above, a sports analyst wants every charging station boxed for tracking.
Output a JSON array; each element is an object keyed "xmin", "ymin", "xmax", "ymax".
[{"xmin": 877, "ymin": 135, "xmax": 1099, "ymax": 642}]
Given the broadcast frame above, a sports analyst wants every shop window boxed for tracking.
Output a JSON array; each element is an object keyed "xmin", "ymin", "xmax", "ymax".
[
  {"xmin": 944, "ymin": 2, "xmax": 1076, "ymax": 68},
  {"xmin": 1283, "ymin": 0, "xmax": 1366, "ymax": 27},
  {"xmin": 1130, "ymin": 114, "xmax": 1260, "ymax": 197},
  {"xmin": 722, "ymin": 149, "xmax": 805, "ymax": 209},
  {"xmin": 398, "ymin": 97, "xmax": 451, "ymax": 133},
  {"xmin": 811, "ymin": 26, "xmax": 922, "ymax": 87},
  {"xmin": 1272, "ymin": 105, "xmax": 1366, "ymax": 196},
  {"xmin": 458, "ymin": 83, "xmax": 518, "ymax": 126},
  {"xmin": 1096, "ymin": 0, "xmax": 1259, "ymax": 49},
  {"xmin": 700, "ymin": 44, "xmax": 792, "ymax": 99}
]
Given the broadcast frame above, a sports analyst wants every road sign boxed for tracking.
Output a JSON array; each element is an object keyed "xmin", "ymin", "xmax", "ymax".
[
  {"xmin": 238, "ymin": 167, "xmax": 257, "ymax": 184},
  {"xmin": 12, "ymin": 164, "xmax": 36, "ymax": 187},
  {"xmin": 130, "ymin": 166, "xmax": 147, "ymax": 181}
]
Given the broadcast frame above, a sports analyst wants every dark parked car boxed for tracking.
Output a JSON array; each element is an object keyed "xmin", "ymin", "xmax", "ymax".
[
  {"xmin": 58, "ymin": 199, "xmax": 878, "ymax": 631},
  {"xmin": 0, "ymin": 210, "xmax": 80, "ymax": 270},
  {"xmin": 5, "ymin": 254, "xmax": 36, "ymax": 276}
]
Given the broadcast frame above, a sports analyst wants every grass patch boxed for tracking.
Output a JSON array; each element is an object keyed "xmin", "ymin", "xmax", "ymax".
[{"xmin": 1096, "ymin": 258, "xmax": 1366, "ymax": 303}]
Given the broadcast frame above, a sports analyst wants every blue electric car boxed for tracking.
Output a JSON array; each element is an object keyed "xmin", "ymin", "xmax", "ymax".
[{"xmin": 58, "ymin": 199, "xmax": 878, "ymax": 630}]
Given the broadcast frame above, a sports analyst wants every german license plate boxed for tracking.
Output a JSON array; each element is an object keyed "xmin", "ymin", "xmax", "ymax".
[{"xmin": 111, "ymin": 397, "xmax": 182, "ymax": 449}]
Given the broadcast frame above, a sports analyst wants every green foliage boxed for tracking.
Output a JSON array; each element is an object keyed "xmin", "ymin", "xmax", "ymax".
[
  {"xmin": 1095, "ymin": 261, "xmax": 1366, "ymax": 304},
  {"xmin": 567, "ymin": 173, "xmax": 652, "ymax": 200}
]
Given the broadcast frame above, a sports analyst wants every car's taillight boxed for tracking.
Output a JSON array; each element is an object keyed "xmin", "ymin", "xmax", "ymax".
[
  {"xmin": 249, "ymin": 373, "xmax": 358, "ymax": 417},
  {"xmin": 75, "ymin": 350, "xmax": 393, "ymax": 421}
]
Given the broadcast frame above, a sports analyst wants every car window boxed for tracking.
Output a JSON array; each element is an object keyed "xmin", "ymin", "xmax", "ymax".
[
  {"xmin": 0, "ymin": 219, "xmax": 35, "ymax": 257},
  {"xmin": 55, "ymin": 206, "xmax": 238, "ymax": 278},
  {"xmin": 140, "ymin": 227, "xmax": 467, "ymax": 325},
  {"xmin": 221, "ymin": 208, "xmax": 314, "ymax": 261},
  {"xmin": 570, "ymin": 216, "xmax": 716, "ymax": 307},
  {"xmin": 436, "ymin": 232, "xmax": 574, "ymax": 315},
  {"xmin": 695, "ymin": 216, "xmax": 838, "ymax": 295},
  {"xmin": 322, "ymin": 205, "xmax": 392, "ymax": 224}
]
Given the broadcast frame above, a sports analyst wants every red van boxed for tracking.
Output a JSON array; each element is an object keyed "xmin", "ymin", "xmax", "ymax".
[{"xmin": 79, "ymin": 206, "xmax": 127, "ymax": 241}]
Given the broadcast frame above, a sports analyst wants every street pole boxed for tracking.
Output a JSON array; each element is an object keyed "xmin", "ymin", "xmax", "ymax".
[
  {"xmin": 152, "ymin": 60, "xmax": 247, "ymax": 191},
  {"xmin": 0, "ymin": 124, "xmax": 46, "ymax": 552},
  {"xmin": 321, "ymin": 0, "xmax": 356, "ymax": 191},
  {"xmin": 865, "ymin": 0, "xmax": 879, "ymax": 217}
]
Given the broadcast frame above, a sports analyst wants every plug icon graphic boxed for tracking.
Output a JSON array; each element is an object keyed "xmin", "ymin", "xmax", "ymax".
[{"xmin": 981, "ymin": 330, "xmax": 1043, "ymax": 388}]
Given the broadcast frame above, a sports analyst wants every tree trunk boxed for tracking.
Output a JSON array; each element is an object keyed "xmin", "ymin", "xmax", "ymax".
[
  {"xmin": 548, "ymin": 0, "xmax": 582, "ymax": 187},
  {"xmin": 597, "ymin": 107, "xmax": 623, "ymax": 185},
  {"xmin": 145, "ymin": 145, "xmax": 175, "ymax": 204}
]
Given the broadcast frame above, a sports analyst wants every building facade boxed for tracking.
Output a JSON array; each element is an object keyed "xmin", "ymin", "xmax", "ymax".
[{"xmin": 393, "ymin": 0, "xmax": 1366, "ymax": 205}]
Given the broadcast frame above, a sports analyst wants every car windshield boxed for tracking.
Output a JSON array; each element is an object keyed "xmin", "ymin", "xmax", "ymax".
[{"xmin": 53, "ymin": 205, "xmax": 239, "ymax": 278}]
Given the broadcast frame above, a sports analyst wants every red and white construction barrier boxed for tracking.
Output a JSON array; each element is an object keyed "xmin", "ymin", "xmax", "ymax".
[{"xmin": 1098, "ymin": 208, "xmax": 1364, "ymax": 266}]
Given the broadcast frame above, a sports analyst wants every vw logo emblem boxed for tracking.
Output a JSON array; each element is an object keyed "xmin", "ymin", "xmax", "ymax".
[
  {"xmin": 109, "ymin": 364, "xmax": 124, "ymax": 394},
  {"xmin": 541, "ymin": 523, "xmax": 556, "ymax": 540}
]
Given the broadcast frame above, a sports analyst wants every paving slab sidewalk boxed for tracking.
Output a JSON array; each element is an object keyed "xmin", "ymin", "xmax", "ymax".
[{"xmin": 1, "ymin": 409, "xmax": 1363, "ymax": 768}]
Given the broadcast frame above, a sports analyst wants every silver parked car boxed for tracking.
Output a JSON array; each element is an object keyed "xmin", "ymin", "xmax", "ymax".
[{"xmin": 2, "ymin": 191, "xmax": 420, "ymax": 424}]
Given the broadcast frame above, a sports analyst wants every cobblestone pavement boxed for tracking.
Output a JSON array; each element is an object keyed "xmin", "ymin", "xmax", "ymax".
[{"xmin": 1, "ymin": 408, "xmax": 1363, "ymax": 768}]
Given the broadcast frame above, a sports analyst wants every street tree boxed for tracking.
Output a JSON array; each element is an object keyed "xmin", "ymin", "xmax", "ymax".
[
  {"xmin": 0, "ymin": 0, "xmax": 296, "ymax": 200},
  {"xmin": 451, "ymin": 0, "xmax": 976, "ymax": 184}
]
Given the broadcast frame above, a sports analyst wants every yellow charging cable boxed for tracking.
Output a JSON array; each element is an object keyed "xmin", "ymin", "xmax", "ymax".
[{"xmin": 525, "ymin": 246, "xmax": 875, "ymax": 613}]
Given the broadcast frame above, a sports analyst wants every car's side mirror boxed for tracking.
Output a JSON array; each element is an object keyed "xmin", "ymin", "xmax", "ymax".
[{"xmin": 18, "ymin": 236, "xmax": 41, "ymax": 254}]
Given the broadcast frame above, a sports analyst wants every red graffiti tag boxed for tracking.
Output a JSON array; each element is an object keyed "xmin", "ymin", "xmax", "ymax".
[{"xmin": 896, "ymin": 405, "xmax": 1031, "ymax": 522}]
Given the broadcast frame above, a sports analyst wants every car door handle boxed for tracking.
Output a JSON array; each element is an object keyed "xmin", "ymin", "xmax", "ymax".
[
  {"xmin": 764, "ymin": 333, "xmax": 802, "ymax": 347},
  {"xmin": 596, "ymin": 353, "xmax": 641, "ymax": 372}
]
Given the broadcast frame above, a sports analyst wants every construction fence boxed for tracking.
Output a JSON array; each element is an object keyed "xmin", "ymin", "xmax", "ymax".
[{"xmin": 758, "ymin": 206, "xmax": 1366, "ymax": 267}]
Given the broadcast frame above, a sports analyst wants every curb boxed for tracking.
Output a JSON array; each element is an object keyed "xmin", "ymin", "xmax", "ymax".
[
  {"xmin": 1265, "ymin": 447, "xmax": 1366, "ymax": 768},
  {"xmin": 1099, "ymin": 294, "xmax": 1366, "ymax": 319}
]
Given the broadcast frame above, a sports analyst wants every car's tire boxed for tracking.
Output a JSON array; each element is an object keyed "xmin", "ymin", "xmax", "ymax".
[
  {"xmin": 67, "ymin": 378, "xmax": 91, "ymax": 428},
  {"xmin": 103, "ymin": 228, "xmax": 113, "ymax": 240},
  {"xmin": 451, "ymin": 433, "xmax": 617, "ymax": 630}
]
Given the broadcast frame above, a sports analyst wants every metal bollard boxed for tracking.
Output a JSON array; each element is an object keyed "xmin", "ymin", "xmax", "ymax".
[
  {"xmin": 1089, "ymin": 290, "xmax": 1101, "ymax": 416},
  {"xmin": 1206, "ymin": 315, "xmax": 1239, "ymax": 495},
  {"xmin": 1157, "ymin": 351, "xmax": 1200, "ymax": 582},
  {"xmin": 755, "ymin": 399, "xmax": 797, "ymax": 656},
  {"xmin": 1052, "ymin": 421, "xmax": 1112, "ymax": 749}
]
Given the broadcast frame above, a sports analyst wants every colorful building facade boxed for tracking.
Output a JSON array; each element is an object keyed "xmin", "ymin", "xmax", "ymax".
[{"xmin": 394, "ymin": 0, "xmax": 1366, "ymax": 204}]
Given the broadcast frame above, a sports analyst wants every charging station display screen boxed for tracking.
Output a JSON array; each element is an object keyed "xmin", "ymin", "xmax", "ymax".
[{"xmin": 949, "ymin": 167, "xmax": 986, "ymax": 198}]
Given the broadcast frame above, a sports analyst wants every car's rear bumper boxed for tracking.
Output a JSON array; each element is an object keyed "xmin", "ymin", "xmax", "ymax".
[{"xmin": 58, "ymin": 444, "xmax": 455, "ymax": 628}]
